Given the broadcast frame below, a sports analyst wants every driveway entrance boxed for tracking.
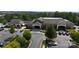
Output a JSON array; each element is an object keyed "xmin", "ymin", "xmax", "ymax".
[{"xmin": 58, "ymin": 26, "xmax": 66, "ymax": 31}]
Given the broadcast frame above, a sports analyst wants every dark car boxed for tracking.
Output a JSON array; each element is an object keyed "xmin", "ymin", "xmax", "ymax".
[
  {"xmin": 0, "ymin": 40, "xmax": 5, "ymax": 47},
  {"xmin": 69, "ymin": 45, "xmax": 78, "ymax": 48},
  {"xmin": 0, "ymin": 28, "xmax": 4, "ymax": 31},
  {"xmin": 65, "ymin": 32, "xmax": 69, "ymax": 36},
  {"xmin": 58, "ymin": 31, "xmax": 62, "ymax": 35},
  {"xmin": 62, "ymin": 32, "xmax": 65, "ymax": 35}
]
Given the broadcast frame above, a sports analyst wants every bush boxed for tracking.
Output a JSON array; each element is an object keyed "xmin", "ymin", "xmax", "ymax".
[
  {"xmin": 23, "ymin": 30, "xmax": 31, "ymax": 41},
  {"xmin": 70, "ymin": 32, "xmax": 79, "ymax": 43},
  {"xmin": 4, "ymin": 40, "xmax": 21, "ymax": 48},
  {"xmin": 45, "ymin": 24, "xmax": 57, "ymax": 39},
  {"xmin": 3, "ymin": 35, "xmax": 30, "ymax": 48},
  {"xmin": 16, "ymin": 36, "xmax": 29, "ymax": 47},
  {"xmin": 9, "ymin": 25, "xmax": 15, "ymax": 34}
]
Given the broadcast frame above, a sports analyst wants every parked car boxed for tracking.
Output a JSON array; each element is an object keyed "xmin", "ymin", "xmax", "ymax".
[
  {"xmin": 58, "ymin": 31, "xmax": 70, "ymax": 36},
  {"xmin": 0, "ymin": 40, "xmax": 5, "ymax": 47},
  {"xmin": 58, "ymin": 31, "xmax": 62, "ymax": 35},
  {"xmin": 69, "ymin": 45, "xmax": 78, "ymax": 48},
  {"xmin": 0, "ymin": 28, "xmax": 4, "ymax": 31},
  {"xmin": 46, "ymin": 39, "xmax": 58, "ymax": 47},
  {"xmin": 65, "ymin": 32, "xmax": 70, "ymax": 36},
  {"xmin": 62, "ymin": 31, "xmax": 65, "ymax": 35}
]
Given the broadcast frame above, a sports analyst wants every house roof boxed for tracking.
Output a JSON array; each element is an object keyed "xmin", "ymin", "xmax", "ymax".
[
  {"xmin": 38, "ymin": 17, "xmax": 75, "ymax": 27},
  {"xmin": 41, "ymin": 17, "xmax": 63, "ymax": 20},
  {"xmin": 23, "ymin": 21, "xmax": 32, "ymax": 25},
  {"xmin": 65, "ymin": 20, "xmax": 75, "ymax": 27},
  {"xmin": 8, "ymin": 19, "xmax": 23, "ymax": 25},
  {"xmin": 42, "ymin": 17, "xmax": 64, "ymax": 25}
]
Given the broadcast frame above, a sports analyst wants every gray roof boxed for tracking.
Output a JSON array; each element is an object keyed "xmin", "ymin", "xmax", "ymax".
[
  {"xmin": 39, "ymin": 17, "xmax": 75, "ymax": 27},
  {"xmin": 65, "ymin": 20, "xmax": 75, "ymax": 27},
  {"xmin": 24, "ymin": 21, "xmax": 32, "ymax": 25},
  {"xmin": 42, "ymin": 17, "xmax": 64, "ymax": 25},
  {"xmin": 8, "ymin": 19, "xmax": 23, "ymax": 25}
]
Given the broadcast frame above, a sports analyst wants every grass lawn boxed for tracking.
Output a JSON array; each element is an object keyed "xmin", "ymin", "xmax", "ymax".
[
  {"xmin": 67, "ymin": 29, "xmax": 79, "ymax": 47},
  {"xmin": 3, "ymin": 35, "xmax": 30, "ymax": 48}
]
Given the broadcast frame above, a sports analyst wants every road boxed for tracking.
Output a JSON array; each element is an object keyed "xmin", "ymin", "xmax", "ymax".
[{"xmin": 29, "ymin": 31, "xmax": 45, "ymax": 48}]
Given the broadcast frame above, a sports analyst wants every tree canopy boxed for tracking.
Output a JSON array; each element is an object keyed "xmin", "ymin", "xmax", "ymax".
[{"xmin": 45, "ymin": 24, "xmax": 57, "ymax": 39}]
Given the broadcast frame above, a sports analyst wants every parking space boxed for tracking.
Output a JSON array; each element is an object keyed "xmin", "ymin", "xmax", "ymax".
[{"xmin": 48, "ymin": 31, "xmax": 73, "ymax": 48}]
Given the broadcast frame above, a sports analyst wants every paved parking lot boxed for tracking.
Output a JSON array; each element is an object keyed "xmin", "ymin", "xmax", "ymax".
[
  {"xmin": 0, "ymin": 29, "xmax": 23, "ymax": 45},
  {"xmin": 50, "ymin": 31, "xmax": 73, "ymax": 48}
]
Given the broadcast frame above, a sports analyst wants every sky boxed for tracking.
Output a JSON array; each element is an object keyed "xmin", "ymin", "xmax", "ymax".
[{"xmin": 0, "ymin": 0, "xmax": 79, "ymax": 12}]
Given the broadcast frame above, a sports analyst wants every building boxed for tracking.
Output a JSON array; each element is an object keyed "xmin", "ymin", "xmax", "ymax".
[
  {"xmin": 7, "ymin": 19, "xmax": 25, "ymax": 28},
  {"xmin": 31, "ymin": 17, "xmax": 75, "ymax": 30},
  {"xmin": 7, "ymin": 17, "xmax": 75, "ymax": 30}
]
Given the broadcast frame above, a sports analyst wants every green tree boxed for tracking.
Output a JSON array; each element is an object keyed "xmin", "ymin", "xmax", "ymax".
[
  {"xmin": 70, "ymin": 32, "xmax": 79, "ymax": 43},
  {"xmin": 9, "ymin": 25, "xmax": 15, "ymax": 34},
  {"xmin": 4, "ymin": 14, "xmax": 13, "ymax": 22},
  {"xmin": 23, "ymin": 30, "xmax": 31, "ymax": 41},
  {"xmin": 16, "ymin": 35, "xmax": 29, "ymax": 47},
  {"xmin": 45, "ymin": 24, "xmax": 57, "ymax": 39}
]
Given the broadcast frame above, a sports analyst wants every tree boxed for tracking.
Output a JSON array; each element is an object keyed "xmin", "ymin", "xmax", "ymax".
[
  {"xmin": 70, "ymin": 32, "xmax": 79, "ymax": 43},
  {"xmin": 4, "ymin": 14, "xmax": 13, "ymax": 22},
  {"xmin": 16, "ymin": 35, "xmax": 29, "ymax": 47},
  {"xmin": 9, "ymin": 25, "xmax": 15, "ymax": 34},
  {"xmin": 23, "ymin": 30, "xmax": 31, "ymax": 41},
  {"xmin": 45, "ymin": 24, "xmax": 57, "ymax": 39}
]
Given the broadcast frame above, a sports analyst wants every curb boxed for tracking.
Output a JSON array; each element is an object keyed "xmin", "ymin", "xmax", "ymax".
[
  {"xmin": 28, "ymin": 40, "xmax": 32, "ymax": 48},
  {"xmin": 39, "ymin": 39, "xmax": 43, "ymax": 48}
]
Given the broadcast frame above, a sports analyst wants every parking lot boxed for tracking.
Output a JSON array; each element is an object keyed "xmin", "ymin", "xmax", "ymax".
[
  {"xmin": 0, "ymin": 28, "xmax": 24, "ymax": 46},
  {"xmin": 49, "ymin": 31, "xmax": 73, "ymax": 48}
]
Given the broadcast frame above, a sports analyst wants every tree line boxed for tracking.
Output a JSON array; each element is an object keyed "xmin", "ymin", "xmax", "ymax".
[{"xmin": 0, "ymin": 11, "xmax": 79, "ymax": 25}]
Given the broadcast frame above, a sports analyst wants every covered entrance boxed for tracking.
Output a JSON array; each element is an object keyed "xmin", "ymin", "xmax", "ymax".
[
  {"xmin": 33, "ymin": 26, "xmax": 41, "ymax": 29},
  {"xmin": 57, "ymin": 21, "xmax": 66, "ymax": 31},
  {"xmin": 58, "ymin": 26, "xmax": 66, "ymax": 31},
  {"xmin": 32, "ymin": 19, "xmax": 42, "ymax": 30}
]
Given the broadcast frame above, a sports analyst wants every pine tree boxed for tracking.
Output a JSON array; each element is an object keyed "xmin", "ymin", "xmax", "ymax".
[{"xmin": 45, "ymin": 24, "xmax": 57, "ymax": 39}]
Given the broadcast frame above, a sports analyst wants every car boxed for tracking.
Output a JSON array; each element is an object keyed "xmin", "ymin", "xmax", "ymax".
[
  {"xmin": 0, "ymin": 40, "xmax": 5, "ymax": 47},
  {"xmin": 47, "ymin": 40, "xmax": 58, "ymax": 47},
  {"xmin": 62, "ymin": 32, "xmax": 65, "ymax": 35},
  {"xmin": 65, "ymin": 32, "xmax": 69, "ymax": 36},
  {"xmin": 53, "ymin": 42, "xmax": 58, "ymax": 46},
  {"xmin": 58, "ymin": 31, "xmax": 62, "ymax": 35},
  {"xmin": 0, "ymin": 28, "xmax": 4, "ymax": 31},
  {"xmin": 69, "ymin": 45, "xmax": 78, "ymax": 48}
]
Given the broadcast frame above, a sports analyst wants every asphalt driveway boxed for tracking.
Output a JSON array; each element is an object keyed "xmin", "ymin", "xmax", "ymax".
[{"xmin": 29, "ymin": 31, "xmax": 45, "ymax": 48}]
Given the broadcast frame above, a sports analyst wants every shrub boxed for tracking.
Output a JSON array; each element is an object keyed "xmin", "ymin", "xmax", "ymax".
[
  {"xmin": 16, "ymin": 36, "xmax": 29, "ymax": 47},
  {"xmin": 4, "ymin": 40, "xmax": 20, "ymax": 48},
  {"xmin": 23, "ymin": 30, "xmax": 31, "ymax": 41},
  {"xmin": 9, "ymin": 25, "xmax": 15, "ymax": 34},
  {"xmin": 70, "ymin": 32, "xmax": 79, "ymax": 43},
  {"xmin": 3, "ymin": 35, "xmax": 30, "ymax": 48}
]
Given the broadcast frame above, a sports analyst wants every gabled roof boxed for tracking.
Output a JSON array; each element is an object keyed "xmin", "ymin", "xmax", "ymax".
[
  {"xmin": 41, "ymin": 17, "xmax": 63, "ymax": 20},
  {"xmin": 42, "ymin": 17, "xmax": 64, "ymax": 25},
  {"xmin": 23, "ymin": 21, "xmax": 32, "ymax": 25},
  {"xmin": 8, "ymin": 19, "xmax": 23, "ymax": 25}
]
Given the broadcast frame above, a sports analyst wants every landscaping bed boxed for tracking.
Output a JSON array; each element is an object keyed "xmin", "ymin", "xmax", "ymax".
[{"xmin": 67, "ymin": 29, "xmax": 79, "ymax": 47}]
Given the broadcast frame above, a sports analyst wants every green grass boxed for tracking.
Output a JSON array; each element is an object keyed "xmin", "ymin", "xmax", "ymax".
[
  {"xmin": 3, "ymin": 35, "xmax": 30, "ymax": 48},
  {"xmin": 67, "ymin": 29, "xmax": 79, "ymax": 46},
  {"xmin": 66, "ymin": 29, "xmax": 75, "ymax": 33},
  {"xmin": 4, "ymin": 40, "xmax": 21, "ymax": 48}
]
